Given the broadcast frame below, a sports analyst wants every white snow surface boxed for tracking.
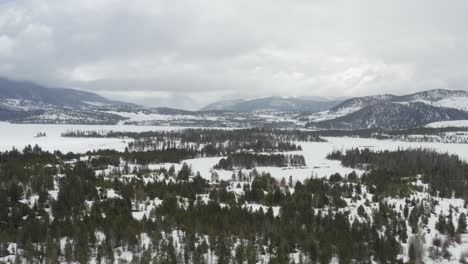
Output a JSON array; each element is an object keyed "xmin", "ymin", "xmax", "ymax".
[
  {"xmin": 307, "ymin": 105, "xmax": 362, "ymax": 122},
  {"xmin": 411, "ymin": 95, "xmax": 468, "ymax": 112},
  {"xmin": 324, "ymin": 136, "xmax": 468, "ymax": 161},
  {"xmin": 0, "ymin": 122, "xmax": 189, "ymax": 153},
  {"xmin": 426, "ymin": 120, "xmax": 468, "ymax": 128},
  {"xmin": 118, "ymin": 137, "xmax": 468, "ymax": 182},
  {"xmin": 106, "ymin": 111, "xmax": 221, "ymax": 123},
  {"xmin": 3, "ymin": 123, "xmax": 468, "ymax": 182}
]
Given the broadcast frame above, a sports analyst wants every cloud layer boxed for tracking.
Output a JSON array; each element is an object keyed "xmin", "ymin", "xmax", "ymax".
[{"xmin": 1, "ymin": 0, "xmax": 467, "ymax": 109}]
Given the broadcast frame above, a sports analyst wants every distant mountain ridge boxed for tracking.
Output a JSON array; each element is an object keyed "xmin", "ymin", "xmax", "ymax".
[
  {"xmin": 2, "ymin": 77, "xmax": 468, "ymax": 129},
  {"xmin": 312, "ymin": 102, "xmax": 468, "ymax": 130},
  {"xmin": 0, "ymin": 78, "xmax": 131, "ymax": 107},
  {"xmin": 200, "ymin": 99, "xmax": 246, "ymax": 111},
  {"xmin": 306, "ymin": 89, "xmax": 468, "ymax": 129},
  {"xmin": 0, "ymin": 78, "xmax": 132, "ymax": 124},
  {"xmin": 201, "ymin": 96, "xmax": 342, "ymax": 112}
]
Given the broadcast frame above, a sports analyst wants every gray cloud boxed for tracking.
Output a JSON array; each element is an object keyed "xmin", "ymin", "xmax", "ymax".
[{"xmin": 0, "ymin": 0, "xmax": 467, "ymax": 110}]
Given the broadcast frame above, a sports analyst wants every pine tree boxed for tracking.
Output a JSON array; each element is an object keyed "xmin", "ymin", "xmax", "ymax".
[
  {"xmin": 64, "ymin": 240, "xmax": 73, "ymax": 263},
  {"xmin": 458, "ymin": 213, "xmax": 467, "ymax": 234},
  {"xmin": 288, "ymin": 176, "xmax": 293, "ymax": 188},
  {"xmin": 246, "ymin": 240, "xmax": 258, "ymax": 264},
  {"xmin": 235, "ymin": 242, "xmax": 245, "ymax": 264}
]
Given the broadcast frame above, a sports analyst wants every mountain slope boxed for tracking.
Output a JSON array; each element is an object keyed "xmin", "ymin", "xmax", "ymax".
[
  {"xmin": 200, "ymin": 99, "xmax": 246, "ymax": 111},
  {"xmin": 308, "ymin": 89, "xmax": 468, "ymax": 122},
  {"xmin": 201, "ymin": 96, "xmax": 341, "ymax": 112},
  {"xmin": 0, "ymin": 78, "xmax": 131, "ymax": 124},
  {"xmin": 0, "ymin": 78, "xmax": 131, "ymax": 107},
  {"xmin": 306, "ymin": 94, "xmax": 397, "ymax": 122},
  {"xmin": 309, "ymin": 102, "xmax": 468, "ymax": 129},
  {"xmin": 398, "ymin": 89, "xmax": 468, "ymax": 111}
]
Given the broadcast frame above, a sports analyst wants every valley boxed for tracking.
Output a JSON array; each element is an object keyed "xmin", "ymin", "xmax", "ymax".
[
  {"xmin": 2, "ymin": 79, "xmax": 468, "ymax": 263},
  {"xmin": 1, "ymin": 1, "xmax": 466, "ymax": 263}
]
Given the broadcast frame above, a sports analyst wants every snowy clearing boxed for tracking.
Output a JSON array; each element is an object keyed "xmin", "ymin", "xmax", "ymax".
[
  {"xmin": 0, "ymin": 122, "xmax": 198, "ymax": 153},
  {"xmin": 426, "ymin": 120, "xmax": 468, "ymax": 128}
]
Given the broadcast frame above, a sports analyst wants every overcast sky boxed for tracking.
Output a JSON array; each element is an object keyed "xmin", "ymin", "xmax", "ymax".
[{"xmin": 0, "ymin": 0, "xmax": 467, "ymax": 110}]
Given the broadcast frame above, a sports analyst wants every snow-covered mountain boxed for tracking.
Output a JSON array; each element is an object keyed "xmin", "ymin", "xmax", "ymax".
[
  {"xmin": 398, "ymin": 89, "xmax": 468, "ymax": 111},
  {"xmin": 2, "ymin": 78, "xmax": 468, "ymax": 129},
  {"xmin": 199, "ymin": 98, "xmax": 246, "ymax": 111},
  {"xmin": 0, "ymin": 79, "xmax": 303, "ymax": 127},
  {"xmin": 305, "ymin": 89, "xmax": 468, "ymax": 129},
  {"xmin": 200, "ymin": 96, "xmax": 342, "ymax": 112},
  {"xmin": 307, "ymin": 89, "xmax": 468, "ymax": 122},
  {"xmin": 0, "ymin": 78, "xmax": 132, "ymax": 107},
  {"xmin": 0, "ymin": 78, "xmax": 133, "ymax": 124},
  {"xmin": 310, "ymin": 102, "xmax": 468, "ymax": 130}
]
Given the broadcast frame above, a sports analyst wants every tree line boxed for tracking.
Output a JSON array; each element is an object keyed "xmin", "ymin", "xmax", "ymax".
[
  {"xmin": 327, "ymin": 148, "xmax": 468, "ymax": 199},
  {"xmin": 214, "ymin": 153, "xmax": 306, "ymax": 170}
]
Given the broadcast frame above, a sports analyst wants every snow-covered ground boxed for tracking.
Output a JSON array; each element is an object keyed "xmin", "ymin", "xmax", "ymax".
[
  {"xmin": 0, "ymin": 122, "xmax": 193, "ymax": 153},
  {"xmin": 93, "ymin": 136, "xmax": 468, "ymax": 184},
  {"xmin": 325, "ymin": 136, "xmax": 468, "ymax": 161},
  {"xmin": 412, "ymin": 96, "xmax": 468, "ymax": 112},
  {"xmin": 135, "ymin": 136, "xmax": 468, "ymax": 182},
  {"xmin": 306, "ymin": 106, "xmax": 362, "ymax": 122},
  {"xmin": 106, "ymin": 111, "xmax": 222, "ymax": 123},
  {"xmin": 426, "ymin": 120, "xmax": 468, "ymax": 128},
  {"xmin": 4, "ymin": 123, "xmax": 468, "ymax": 182},
  {"xmin": 3, "ymin": 123, "xmax": 468, "ymax": 263},
  {"xmin": 104, "ymin": 141, "xmax": 361, "ymax": 182},
  {"xmin": 209, "ymin": 141, "xmax": 363, "ymax": 181}
]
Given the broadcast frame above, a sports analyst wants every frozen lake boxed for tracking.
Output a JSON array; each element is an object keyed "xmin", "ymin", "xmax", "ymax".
[
  {"xmin": 0, "ymin": 122, "xmax": 202, "ymax": 153},
  {"xmin": 2, "ymin": 122, "xmax": 468, "ymax": 181}
]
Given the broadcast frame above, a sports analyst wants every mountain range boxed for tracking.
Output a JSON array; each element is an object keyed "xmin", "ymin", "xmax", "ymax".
[
  {"xmin": 200, "ymin": 96, "xmax": 342, "ymax": 112},
  {"xmin": 2, "ymin": 77, "xmax": 468, "ymax": 129}
]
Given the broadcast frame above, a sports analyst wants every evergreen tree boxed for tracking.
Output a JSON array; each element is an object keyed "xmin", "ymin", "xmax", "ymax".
[{"xmin": 458, "ymin": 213, "xmax": 467, "ymax": 234}]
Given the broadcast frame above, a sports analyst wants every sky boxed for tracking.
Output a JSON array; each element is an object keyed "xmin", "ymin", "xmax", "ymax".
[{"xmin": 0, "ymin": 0, "xmax": 467, "ymax": 110}]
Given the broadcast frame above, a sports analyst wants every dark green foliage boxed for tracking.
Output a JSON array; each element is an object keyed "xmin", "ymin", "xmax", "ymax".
[
  {"xmin": 215, "ymin": 153, "xmax": 306, "ymax": 170},
  {"xmin": 3, "ymin": 143, "xmax": 458, "ymax": 263},
  {"xmin": 62, "ymin": 128, "xmax": 322, "ymax": 155},
  {"xmin": 328, "ymin": 148, "xmax": 468, "ymax": 198},
  {"xmin": 458, "ymin": 213, "xmax": 467, "ymax": 234},
  {"xmin": 89, "ymin": 148, "xmax": 197, "ymax": 165}
]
